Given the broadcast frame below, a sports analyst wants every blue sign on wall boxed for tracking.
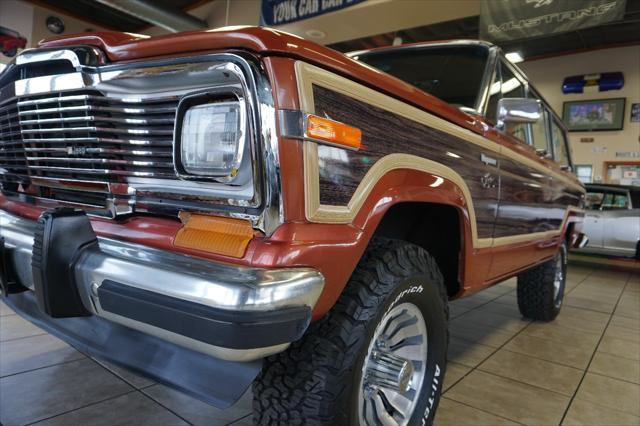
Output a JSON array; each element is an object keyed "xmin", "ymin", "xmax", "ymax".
[{"xmin": 261, "ymin": 0, "xmax": 366, "ymax": 26}]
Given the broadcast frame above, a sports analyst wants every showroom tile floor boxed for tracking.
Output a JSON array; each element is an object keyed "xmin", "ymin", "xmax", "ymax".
[{"xmin": 0, "ymin": 263, "xmax": 638, "ymax": 426}]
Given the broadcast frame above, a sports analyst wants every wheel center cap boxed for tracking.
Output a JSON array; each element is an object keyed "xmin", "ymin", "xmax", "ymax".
[{"xmin": 366, "ymin": 350, "xmax": 414, "ymax": 394}]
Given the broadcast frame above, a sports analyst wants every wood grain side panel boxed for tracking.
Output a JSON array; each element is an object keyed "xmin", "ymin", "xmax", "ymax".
[
  {"xmin": 495, "ymin": 157, "xmax": 582, "ymax": 238},
  {"xmin": 312, "ymin": 85, "xmax": 500, "ymax": 239}
]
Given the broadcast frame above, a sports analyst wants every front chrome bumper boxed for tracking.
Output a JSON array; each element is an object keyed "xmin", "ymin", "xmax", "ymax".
[{"xmin": 0, "ymin": 209, "xmax": 324, "ymax": 362}]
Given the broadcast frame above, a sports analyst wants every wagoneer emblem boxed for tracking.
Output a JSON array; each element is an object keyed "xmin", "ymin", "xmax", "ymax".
[{"xmin": 67, "ymin": 146, "xmax": 88, "ymax": 156}]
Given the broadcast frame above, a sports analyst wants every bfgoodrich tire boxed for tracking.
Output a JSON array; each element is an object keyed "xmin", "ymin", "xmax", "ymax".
[
  {"xmin": 253, "ymin": 238, "xmax": 449, "ymax": 425},
  {"xmin": 517, "ymin": 241, "xmax": 567, "ymax": 321}
]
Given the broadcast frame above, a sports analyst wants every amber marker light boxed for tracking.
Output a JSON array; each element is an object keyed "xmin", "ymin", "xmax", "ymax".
[
  {"xmin": 174, "ymin": 212, "xmax": 254, "ymax": 258},
  {"xmin": 306, "ymin": 115, "xmax": 362, "ymax": 150}
]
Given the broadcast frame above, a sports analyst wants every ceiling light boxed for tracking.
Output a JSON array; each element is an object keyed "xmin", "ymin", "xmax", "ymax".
[
  {"xmin": 305, "ymin": 29, "xmax": 326, "ymax": 39},
  {"xmin": 505, "ymin": 52, "xmax": 524, "ymax": 63}
]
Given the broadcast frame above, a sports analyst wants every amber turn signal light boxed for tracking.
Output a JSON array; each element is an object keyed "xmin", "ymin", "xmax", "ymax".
[
  {"xmin": 306, "ymin": 115, "xmax": 362, "ymax": 150},
  {"xmin": 174, "ymin": 212, "xmax": 254, "ymax": 258}
]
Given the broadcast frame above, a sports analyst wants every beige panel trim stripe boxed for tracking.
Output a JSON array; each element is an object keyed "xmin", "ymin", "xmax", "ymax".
[
  {"xmin": 305, "ymin": 149, "xmax": 493, "ymax": 248},
  {"xmin": 295, "ymin": 61, "xmax": 584, "ymax": 248}
]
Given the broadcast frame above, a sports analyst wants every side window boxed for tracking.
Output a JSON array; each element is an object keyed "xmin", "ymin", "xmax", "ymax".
[
  {"xmin": 500, "ymin": 62, "xmax": 527, "ymax": 143},
  {"xmin": 600, "ymin": 192, "xmax": 629, "ymax": 210},
  {"xmin": 550, "ymin": 119, "xmax": 570, "ymax": 166},
  {"xmin": 601, "ymin": 192, "xmax": 615, "ymax": 209},
  {"xmin": 584, "ymin": 191, "xmax": 605, "ymax": 210},
  {"xmin": 607, "ymin": 193, "xmax": 630, "ymax": 210}
]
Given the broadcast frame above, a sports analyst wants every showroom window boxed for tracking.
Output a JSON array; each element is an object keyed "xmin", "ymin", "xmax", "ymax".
[{"xmin": 575, "ymin": 165, "xmax": 593, "ymax": 183}]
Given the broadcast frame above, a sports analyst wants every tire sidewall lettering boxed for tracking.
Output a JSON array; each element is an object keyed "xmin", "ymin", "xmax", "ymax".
[{"xmin": 382, "ymin": 284, "xmax": 424, "ymax": 318}]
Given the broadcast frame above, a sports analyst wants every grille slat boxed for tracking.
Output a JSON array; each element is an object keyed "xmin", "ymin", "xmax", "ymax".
[
  {"xmin": 26, "ymin": 165, "xmax": 175, "ymax": 178},
  {"xmin": 1, "ymin": 137, "xmax": 173, "ymax": 147},
  {"xmin": 19, "ymin": 126, "xmax": 174, "ymax": 135},
  {"xmin": 0, "ymin": 90, "xmax": 179, "ymax": 208}
]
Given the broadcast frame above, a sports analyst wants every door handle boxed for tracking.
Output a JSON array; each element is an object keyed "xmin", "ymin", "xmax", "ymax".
[{"xmin": 481, "ymin": 153, "xmax": 498, "ymax": 167}]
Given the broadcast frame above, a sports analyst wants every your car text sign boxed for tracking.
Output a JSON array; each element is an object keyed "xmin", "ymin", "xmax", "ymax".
[{"xmin": 261, "ymin": 0, "xmax": 365, "ymax": 26}]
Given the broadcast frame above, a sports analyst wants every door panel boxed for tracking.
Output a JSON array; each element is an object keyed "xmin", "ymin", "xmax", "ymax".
[
  {"xmin": 602, "ymin": 209, "xmax": 640, "ymax": 255},
  {"xmin": 583, "ymin": 212, "xmax": 604, "ymax": 248}
]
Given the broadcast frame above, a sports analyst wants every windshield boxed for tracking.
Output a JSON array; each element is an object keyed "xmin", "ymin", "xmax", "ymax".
[{"xmin": 354, "ymin": 44, "xmax": 490, "ymax": 110}]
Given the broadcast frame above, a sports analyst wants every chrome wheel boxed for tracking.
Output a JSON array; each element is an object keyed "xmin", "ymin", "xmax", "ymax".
[
  {"xmin": 553, "ymin": 247, "xmax": 566, "ymax": 309},
  {"xmin": 358, "ymin": 303, "xmax": 428, "ymax": 426}
]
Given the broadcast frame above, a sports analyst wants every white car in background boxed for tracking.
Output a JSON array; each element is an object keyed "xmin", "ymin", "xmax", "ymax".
[{"xmin": 578, "ymin": 184, "xmax": 640, "ymax": 258}]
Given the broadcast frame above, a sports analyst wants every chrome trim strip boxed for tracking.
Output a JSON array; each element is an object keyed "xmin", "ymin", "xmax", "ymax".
[{"xmin": 0, "ymin": 209, "xmax": 325, "ymax": 361}]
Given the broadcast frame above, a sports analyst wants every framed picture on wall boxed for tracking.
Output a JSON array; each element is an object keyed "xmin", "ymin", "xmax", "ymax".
[{"xmin": 562, "ymin": 98, "xmax": 626, "ymax": 131}]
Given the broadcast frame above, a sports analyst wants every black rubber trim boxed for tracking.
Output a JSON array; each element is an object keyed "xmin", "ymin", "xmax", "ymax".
[
  {"xmin": 98, "ymin": 280, "xmax": 312, "ymax": 350},
  {"xmin": 4, "ymin": 291, "xmax": 261, "ymax": 409},
  {"xmin": 31, "ymin": 208, "xmax": 96, "ymax": 317}
]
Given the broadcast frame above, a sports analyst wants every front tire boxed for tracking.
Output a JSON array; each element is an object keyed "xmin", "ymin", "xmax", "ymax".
[
  {"xmin": 253, "ymin": 238, "xmax": 449, "ymax": 425},
  {"xmin": 517, "ymin": 241, "xmax": 567, "ymax": 321}
]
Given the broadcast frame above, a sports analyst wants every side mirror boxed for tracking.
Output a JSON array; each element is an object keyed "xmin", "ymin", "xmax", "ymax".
[{"xmin": 497, "ymin": 98, "xmax": 542, "ymax": 129}]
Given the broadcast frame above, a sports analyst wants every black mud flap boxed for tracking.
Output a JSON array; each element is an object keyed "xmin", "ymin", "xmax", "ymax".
[
  {"xmin": 31, "ymin": 208, "xmax": 97, "ymax": 317},
  {"xmin": 4, "ymin": 291, "xmax": 262, "ymax": 409}
]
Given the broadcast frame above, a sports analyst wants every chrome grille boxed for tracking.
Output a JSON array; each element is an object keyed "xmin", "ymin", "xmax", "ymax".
[
  {"xmin": 0, "ymin": 51, "xmax": 275, "ymax": 231},
  {"xmin": 0, "ymin": 90, "xmax": 178, "ymax": 185}
]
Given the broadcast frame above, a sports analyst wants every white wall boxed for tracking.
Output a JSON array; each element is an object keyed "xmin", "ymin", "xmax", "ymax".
[
  {"xmin": 520, "ymin": 45, "xmax": 640, "ymax": 182},
  {"xmin": 0, "ymin": 0, "xmax": 107, "ymax": 65},
  {"xmin": 0, "ymin": 0, "xmax": 33, "ymax": 65}
]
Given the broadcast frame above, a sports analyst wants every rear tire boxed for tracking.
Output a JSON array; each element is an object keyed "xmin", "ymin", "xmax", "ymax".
[
  {"xmin": 253, "ymin": 238, "xmax": 449, "ymax": 425},
  {"xmin": 517, "ymin": 241, "xmax": 567, "ymax": 321}
]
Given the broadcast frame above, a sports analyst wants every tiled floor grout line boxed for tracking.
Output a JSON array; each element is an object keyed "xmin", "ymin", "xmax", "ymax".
[
  {"xmin": 444, "ymin": 281, "xmax": 536, "ymax": 392},
  {"xmin": 82, "ymin": 355, "xmax": 196, "ymax": 426},
  {"xmin": 137, "ymin": 386, "xmax": 197, "ymax": 426},
  {"xmin": 588, "ymin": 370, "xmax": 640, "ymax": 386},
  {"xmin": 474, "ymin": 365, "xmax": 581, "ymax": 398},
  {"xmin": 443, "ymin": 267, "xmax": 608, "ymax": 424},
  {"xmin": 557, "ymin": 271, "xmax": 632, "ymax": 426},
  {"xmin": 443, "ymin": 319, "xmax": 534, "ymax": 422},
  {"xmin": 0, "ymin": 355, "xmax": 86, "ymax": 379},
  {"xmin": 224, "ymin": 413, "xmax": 252, "ymax": 426},
  {"xmin": 0, "ymin": 332, "xmax": 48, "ymax": 344},
  {"xmin": 491, "ymin": 346, "xmax": 585, "ymax": 371},
  {"xmin": 490, "ymin": 348, "xmax": 592, "ymax": 372},
  {"xmin": 24, "ymin": 389, "xmax": 139, "ymax": 426},
  {"xmin": 439, "ymin": 396, "xmax": 528, "ymax": 426}
]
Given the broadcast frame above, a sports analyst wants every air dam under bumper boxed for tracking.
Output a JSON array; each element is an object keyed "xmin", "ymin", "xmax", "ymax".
[{"xmin": 0, "ymin": 208, "xmax": 324, "ymax": 407}]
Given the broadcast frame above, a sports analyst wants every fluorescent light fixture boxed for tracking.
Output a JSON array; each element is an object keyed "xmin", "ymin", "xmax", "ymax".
[{"xmin": 505, "ymin": 52, "xmax": 524, "ymax": 63}]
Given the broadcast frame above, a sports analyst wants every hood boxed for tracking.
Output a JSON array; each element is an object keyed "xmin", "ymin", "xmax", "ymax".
[{"xmin": 37, "ymin": 26, "xmax": 484, "ymax": 136}]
